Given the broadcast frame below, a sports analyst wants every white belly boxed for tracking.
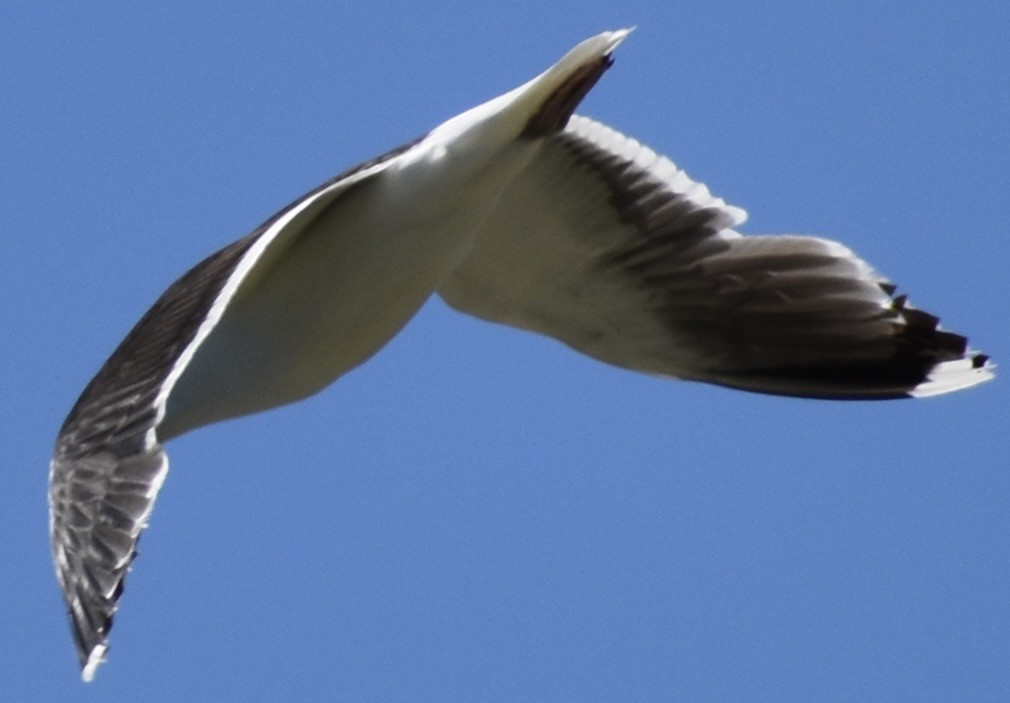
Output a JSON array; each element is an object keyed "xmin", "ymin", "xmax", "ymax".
[{"xmin": 160, "ymin": 140, "xmax": 536, "ymax": 439}]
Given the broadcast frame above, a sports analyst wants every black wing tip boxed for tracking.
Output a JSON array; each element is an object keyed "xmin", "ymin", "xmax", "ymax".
[
  {"xmin": 710, "ymin": 354, "xmax": 994, "ymax": 400},
  {"xmin": 61, "ymin": 536, "xmax": 137, "ymax": 681},
  {"xmin": 67, "ymin": 603, "xmax": 111, "ymax": 682},
  {"xmin": 894, "ymin": 295, "xmax": 994, "ymax": 398},
  {"xmin": 707, "ymin": 307, "xmax": 994, "ymax": 401}
]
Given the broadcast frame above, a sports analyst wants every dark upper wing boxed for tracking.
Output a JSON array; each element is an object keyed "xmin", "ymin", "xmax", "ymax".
[
  {"xmin": 49, "ymin": 232, "xmax": 260, "ymax": 680},
  {"xmin": 48, "ymin": 141, "xmax": 414, "ymax": 680},
  {"xmin": 439, "ymin": 115, "xmax": 992, "ymax": 398}
]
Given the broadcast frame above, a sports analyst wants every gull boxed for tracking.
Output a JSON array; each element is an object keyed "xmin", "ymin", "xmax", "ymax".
[{"xmin": 49, "ymin": 29, "xmax": 993, "ymax": 681}]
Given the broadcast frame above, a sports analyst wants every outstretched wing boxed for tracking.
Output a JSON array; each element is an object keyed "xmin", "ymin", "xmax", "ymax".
[
  {"xmin": 439, "ymin": 115, "xmax": 992, "ymax": 398},
  {"xmin": 48, "ymin": 144, "xmax": 410, "ymax": 680},
  {"xmin": 49, "ymin": 232, "xmax": 260, "ymax": 680}
]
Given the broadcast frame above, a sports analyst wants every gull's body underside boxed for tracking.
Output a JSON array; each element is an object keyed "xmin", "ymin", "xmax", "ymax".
[{"xmin": 49, "ymin": 29, "xmax": 992, "ymax": 681}]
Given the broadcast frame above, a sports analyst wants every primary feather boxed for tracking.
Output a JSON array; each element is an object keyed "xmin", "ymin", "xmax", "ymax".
[{"xmin": 49, "ymin": 29, "xmax": 992, "ymax": 681}]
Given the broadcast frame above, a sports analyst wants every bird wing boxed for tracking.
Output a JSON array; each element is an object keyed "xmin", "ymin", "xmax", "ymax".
[
  {"xmin": 49, "ymin": 231, "xmax": 261, "ymax": 679},
  {"xmin": 48, "ymin": 142, "xmax": 411, "ymax": 680},
  {"xmin": 439, "ymin": 115, "xmax": 992, "ymax": 398}
]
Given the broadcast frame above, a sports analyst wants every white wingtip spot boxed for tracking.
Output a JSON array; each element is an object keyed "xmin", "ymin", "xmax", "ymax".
[
  {"xmin": 910, "ymin": 354, "xmax": 995, "ymax": 398},
  {"xmin": 81, "ymin": 643, "xmax": 107, "ymax": 682}
]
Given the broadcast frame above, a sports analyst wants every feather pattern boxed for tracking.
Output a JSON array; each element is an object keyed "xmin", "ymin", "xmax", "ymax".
[
  {"xmin": 440, "ymin": 115, "xmax": 990, "ymax": 398},
  {"xmin": 48, "ymin": 29, "xmax": 990, "ymax": 682}
]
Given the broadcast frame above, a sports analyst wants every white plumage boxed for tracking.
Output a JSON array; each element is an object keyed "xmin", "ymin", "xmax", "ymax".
[{"xmin": 48, "ymin": 29, "xmax": 992, "ymax": 681}]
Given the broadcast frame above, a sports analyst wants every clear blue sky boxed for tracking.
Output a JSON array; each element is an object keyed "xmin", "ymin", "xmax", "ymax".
[{"xmin": 3, "ymin": 3, "xmax": 1006, "ymax": 701}]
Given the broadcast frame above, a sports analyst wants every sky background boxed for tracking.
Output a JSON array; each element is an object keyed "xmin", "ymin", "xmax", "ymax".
[{"xmin": 3, "ymin": 2, "xmax": 1007, "ymax": 701}]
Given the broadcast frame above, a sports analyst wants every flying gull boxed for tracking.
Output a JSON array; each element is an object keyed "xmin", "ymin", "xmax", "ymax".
[{"xmin": 49, "ymin": 29, "xmax": 993, "ymax": 681}]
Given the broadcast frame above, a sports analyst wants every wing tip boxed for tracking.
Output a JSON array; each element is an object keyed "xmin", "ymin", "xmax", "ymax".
[
  {"xmin": 80, "ymin": 642, "xmax": 108, "ymax": 682},
  {"xmin": 909, "ymin": 351, "xmax": 995, "ymax": 398},
  {"xmin": 521, "ymin": 29, "xmax": 633, "ymax": 139}
]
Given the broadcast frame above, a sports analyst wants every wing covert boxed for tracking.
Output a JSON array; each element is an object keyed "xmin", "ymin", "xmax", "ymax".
[{"xmin": 439, "ymin": 115, "xmax": 991, "ymax": 398}]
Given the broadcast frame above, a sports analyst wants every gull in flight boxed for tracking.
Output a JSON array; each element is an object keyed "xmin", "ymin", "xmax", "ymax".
[{"xmin": 49, "ymin": 29, "xmax": 993, "ymax": 681}]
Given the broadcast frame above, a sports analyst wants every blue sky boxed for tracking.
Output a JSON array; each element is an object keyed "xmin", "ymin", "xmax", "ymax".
[{"xmin": 3, "ymin": 3, "xmax": 1007, "ymax": 701}]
